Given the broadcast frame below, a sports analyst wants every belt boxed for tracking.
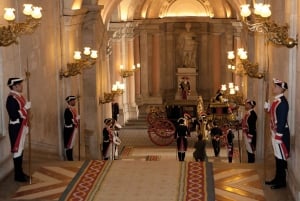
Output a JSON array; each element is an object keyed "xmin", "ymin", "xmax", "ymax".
[{"xmin": 9, "ymin": 119, "xmax": 20, "ymax": 125}]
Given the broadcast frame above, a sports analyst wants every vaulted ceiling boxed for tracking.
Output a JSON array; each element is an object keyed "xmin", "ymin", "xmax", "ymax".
[{"xmin": 97, "ymin": 0, "xmax": 245, "ymax": 25}]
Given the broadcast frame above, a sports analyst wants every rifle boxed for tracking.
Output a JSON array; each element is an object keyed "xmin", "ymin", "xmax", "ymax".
[
  {"xmin": 25, "ymin": 58, "xmax": 32, "ymax": 184},
  {"xmin": 77, "ymin": 92, "xmax": 81, "ymax": 161}
]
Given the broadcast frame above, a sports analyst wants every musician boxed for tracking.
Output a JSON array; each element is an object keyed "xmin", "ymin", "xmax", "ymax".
[{"xmin": 6, "ymin": 77, "xmax": 31, "ymax": 182}]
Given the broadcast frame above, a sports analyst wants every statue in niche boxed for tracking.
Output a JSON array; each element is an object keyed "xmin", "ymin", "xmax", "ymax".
[
  {"xmin": 179, "ymin": 76, "xmax": 191, "ymax": 100},
  {"xmin": 177, "ymin": 23, "xmax": 198, "ymax": 68}
]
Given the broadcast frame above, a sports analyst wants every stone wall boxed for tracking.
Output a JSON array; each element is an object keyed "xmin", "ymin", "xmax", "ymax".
[{"xmin": 0, "ymin": 0, "xmax": 106, "ymax": 180}]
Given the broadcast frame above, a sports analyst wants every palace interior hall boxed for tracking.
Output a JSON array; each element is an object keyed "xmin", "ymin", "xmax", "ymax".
[{"xmin": 0, "ymin": 0, "xmax": 299, "ymax": 200}]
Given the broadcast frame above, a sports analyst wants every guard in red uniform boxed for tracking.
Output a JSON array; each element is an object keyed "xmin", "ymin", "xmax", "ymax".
[
  {"xmin": 175, "ymin": 118, "xmax": 190, "ymax": 161},
  {"xmin": 6, "ymin": 77, "xmax": 31, "ymax": 182},
  {"xmin": 63, "ymin": 96, "xmax": 79, "ymax": 161},
  {"xmin": 210, "ymin": 121, "xmax": 222, "ymax": 157},
  {"xmin": 102, "ymin": 118, "xmax": 114, "ymax": 160},
  {"xmin": 224, "ymin": 124, "xmax": 234, "ymax": 163},
  {"xmin": 242, "ymin": 99, "xmax": 257, "ymax": 163},
  {"xmin": 265, "ymin": 78, "xmax": 290, "ymax": 189}
]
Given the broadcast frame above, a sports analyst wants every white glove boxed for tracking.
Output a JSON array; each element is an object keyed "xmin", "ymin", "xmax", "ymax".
[
  {"xmin": 76, "ymin": 115, "xmax": 80, "ymax": 120},
  {"xmin": 24, "ymin": 101, "xmax": 31, "ymax": 110},
  {"xmin": 113, "ymin": 136, "xmax": 121, "ymax": 145},
  {"xmin": 264, "ymin": 101, "xmax": 270, "ymax": 110},
  {"xmin": 274, "ymin": 133, "xmax": 283, "ymax": 144}
]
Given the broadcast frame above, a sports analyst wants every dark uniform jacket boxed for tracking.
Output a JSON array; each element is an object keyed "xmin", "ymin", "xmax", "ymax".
[
  {"xmin": 242, "ymin": 109, "xmax": 257, "ymax": 152},
  {"xmin": 270, "ymin": 94, "xmax": 290, "ymax": 160},
  {"xmin": 63, "ymin": 106, "xmax": 78, "ymax": 149},
  {"xmin": 6, "ymin": 91, "xmax": 28, "ymax": 153},
  {"xmin": 175, "ymin": 124, "xmax": 189, "ymax": 151}
]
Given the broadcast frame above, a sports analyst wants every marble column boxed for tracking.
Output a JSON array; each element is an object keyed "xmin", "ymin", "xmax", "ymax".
[
  {"xmin": 112, "ymin": 37, "xmax": 122, "ymax": 86},
  {"xmin": 111, "ymin": 36, "xmax": 125, "ymax": 123},
  {"xmin": 134, "ymin": 35, "xmax": 141, "ymax": 98},
  {"xmin": 197, "ymin": 32, "xmax": 209, "ymax": 98},
  {"xmin": 165, "ymin": 24, "xmax": 175, "ymax": 93},
  {"xmin": 127, "ymin": 36, "xmax": 136, "ymax": 104},
  {"xmin": 140, "ymin": 30, "xmax": 149, "ymax": 98},
  {"xmin": 152, "ymin": 33, "xmax": 161, "ymax": 97},
  {"xmin": 124, "ymin": 26, "xmax": 138, "ymax": 120},
  {"xmin": 210, "ymin": 33, "xmax": 222, "ymax": 92},
  {"xmin": 231, "ymin": 22, "xmax": 245, "ymax": 91}
]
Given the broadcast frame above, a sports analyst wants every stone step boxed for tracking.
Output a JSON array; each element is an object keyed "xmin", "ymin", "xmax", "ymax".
[
  {"xmin": 122, "ymin": 125, "xmax": 149, "ymax": 129},
  {"xmin": 122, "ymin": 111, "xmax": 149, "ymax": 129},
  {"xmin": 122, "ymin": 122, "xmax": 149, "ymax": 129}
]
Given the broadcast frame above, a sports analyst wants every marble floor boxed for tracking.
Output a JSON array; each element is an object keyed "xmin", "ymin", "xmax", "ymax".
[{"xmin": 0, "ymin": 130, "xmax": 295, "ymax": 201}]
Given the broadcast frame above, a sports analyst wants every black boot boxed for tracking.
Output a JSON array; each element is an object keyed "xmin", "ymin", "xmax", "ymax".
[
  {"xmin": 13, "ymin": 156, "xmax": 28, "ymax": 182},
  {"xmin": 20, "ymin": 154, "xmax": 30, "ymax": 180},
  {"xmin": 178, "ymin": 152, "xmax": 183, "ymax": 161},
  {"xmin": 178, "ymin": 152, "xmax": 185, "ymax": 161},
  {"xmin": 247, "ymin": 152, "xmax": 255, "ymax": 163},
  {"xmin": 66, "ymin": 149, "xmax": 74, "ymax": 161},
  {"xmin": 182, "ymin": 152, "xmax": 186, "ymax": 161}
]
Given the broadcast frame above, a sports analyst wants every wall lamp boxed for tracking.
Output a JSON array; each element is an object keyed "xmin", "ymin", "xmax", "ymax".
[
  {"xmin": 120, "ymin": 63, "xmax": 140, "ymax": 78},
  {"xmin": 220, "ymin": 83, "xmax": 244, "ymax": 105},
  {"xmin": 60, "ymin": 47, "xmax": 98, "ymax": 79},
  {"xmin": 99, "ymin": 81, "xmax": 125, "ymax": 104},
  {"xmin": 228, "ymin": 48, "xmax": 264, "ymax": 79},
  {"xmin": 240, "ymin": 3, "xmax": 297, "ymax": 48},
  {"xmin": 0, "ymin": 4, "xmax": 42, "ymax": 46}
]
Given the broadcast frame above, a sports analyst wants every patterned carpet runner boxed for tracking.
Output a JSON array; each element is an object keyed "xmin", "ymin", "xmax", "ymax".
[
  {"xmin": 59, "ymin": 160, "xmax": 111, "ymax": 201},
  {"xmin": 58, "ymin": 160, "xmax": 214, "ymax": 201},
  {"xmin": 181, "ymin": 162, "xmax": 215, "ymax": 201},
  {"xmin": 11, "ymin": 146, "xmax": 265, "ymax": 201}
]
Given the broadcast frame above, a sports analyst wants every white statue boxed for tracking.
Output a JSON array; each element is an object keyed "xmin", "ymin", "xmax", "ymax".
[{"xmin": 177, "ymin": 23, "xmax": 198, "ymax": 67}]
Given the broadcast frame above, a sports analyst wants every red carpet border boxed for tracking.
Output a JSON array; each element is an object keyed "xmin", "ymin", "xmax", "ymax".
[
  {"xmin": 59, "ymin": 160, "xmax": 111, "ymax": 201},
  {"xmin": 145, "ymin": 155, "xmax": 161, "ymax": 161},
  {"xmin": 120, "ymin": 146, "xmax": 133, "ymax": 157},
  {"xmin": 179, "ymin": 162, "xmax": 215, "ymax": 201}
]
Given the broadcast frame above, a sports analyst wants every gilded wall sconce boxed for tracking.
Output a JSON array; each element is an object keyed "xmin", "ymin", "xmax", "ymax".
[
  {"xmin": 220, "ymin": 83, "xmax": 244, "ymax": 105},
  {"xmin": 60, "ymin": 47, "xmax": 98, "ymax": 79},
  {"xmin": 227, "ymin": 48, "xmax": 264, "ymax": 79},
  {"xmin": 240, "ymin": 3, "xmax": 297, "ymax": 48},
  {"xmin": 0, "ymin": 4, "xmax": 42, "ymax": 46},
  {"xmin": 119, "ymin": 63, "xmax": 140, "ymax": 78},
  {"xmin": 99, "ymin": 81, "xmax": 125, "ymax": 104}
]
